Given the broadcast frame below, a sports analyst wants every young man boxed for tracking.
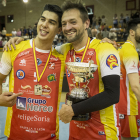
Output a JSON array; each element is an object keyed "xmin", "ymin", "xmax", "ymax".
[
  {"xmin": 118, "ymin": 19, "xmax": 140, "ymax": 140},
  {"xmin": 58, "ymin": 0, "xmax": 121, "ymax": 140},
  {"xmin": 0, "ymin": 4, "xmax": 64, "ymax": 140}
]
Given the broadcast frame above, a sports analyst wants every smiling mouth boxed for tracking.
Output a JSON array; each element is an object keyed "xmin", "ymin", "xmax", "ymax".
[{"xmin": 40, "ymin": 30, "xmax": 48, "ymax": 36}]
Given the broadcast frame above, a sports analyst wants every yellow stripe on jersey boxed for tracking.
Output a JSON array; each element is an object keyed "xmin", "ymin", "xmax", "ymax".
[
  {"xmin": 4, "ymin": 40, "xmax": 32, "ymax": 137},
  {"xmin": 52, "ymin": 49, "xmax": 65, "ymax": 139},
  {"xmin": 129, "ymin": 115, "xmax": 138, "ymax": 137}
]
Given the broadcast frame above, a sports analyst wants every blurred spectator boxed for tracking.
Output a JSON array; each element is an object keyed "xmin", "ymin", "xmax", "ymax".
[
  {"xmin": 20, "ymin": 27, "xmax": 23, "ymax": 36},
  {"xmin": 12, "ymin": 28, "xmax": 17, "ymax": 37},
  {"xmin": 100, "ymin": 23, "xmax": 105, "ymax": 31},
  {"xmin": 23, "ymin": 26, "xmax": 27, "ymax": 36},
  {"xmin": 53, "ymin": 34, "xmax": 58, "ymax": 46},
  {"xmin": 102, "ymin": 28, "xmax": 109, "ymax": 38},
  {"xmin": 87, "ymin": 25, "xmax": 92, "ymax": 38},
  {"xmin": 28, "ymin": 26, "xmax": 33, "ymax": 39},
  {"xmin": 103, "ymin": 25, "xmax": 110, "ymax": 31},
  {"xmin": 119, "ymin": 13, "xmax": 124, "ymax": 28},
  {"xmin": 2, "ymin": 38, "xmax": 7, "ymax": 47},
  {"xmin": 92, "ymin": 15, "xmax": 96, "ymax": 26},
  {"xmin": 2, "ymin": 27, "xmax": 7, "ymax": 38},
  {"xmin": 113, "ymin": 14, "xmax": 118, "ymax": 28},
  {"xmin": 16, "ymin": 29, "xmax": 21, "ymax": 37},
  {"xmin": 116, "ymin": 28, "xmax": 122, "ymax": 42},
  {"xmin": 96, "ymin": 28, "xmax": 103, "ymax": 39},
  {"xmin": 57, "ymin": 39, "xmax": 63, "ymax": 46},
  {"xmin": 98, "ymin": 16, "xmax": 102, "ymax": 25},
  {"xmin": 91, "ymin": 26, "xmax": 97, "ymax": 37},
  {"xmin": 33, "ymin": 24, "xmax": 37, "ymax": 38},
  {"xmin": 0, "ymin": 32, "xmax": 2, "ymax": 41},
  {"xmin": 109, "ymin": 28, "xmax": 117, "ymax": 41},
  {"xmin": 122, "ymin": 28, "xmax": 128, "ymax": 42},
  {"xmin": 125, "ymin": 14, "xmax": 130, "ymax": 23},
  {"xmin": 95, "ymin": 22, "xmax": 100, "ymax": 30},
  {"xmin": 133, "ymin": 10, "xmax": 140, "ymax": 18},
  {"xmin": 101, "ymin": 15, "xmax": 107, "ymax": 25}
]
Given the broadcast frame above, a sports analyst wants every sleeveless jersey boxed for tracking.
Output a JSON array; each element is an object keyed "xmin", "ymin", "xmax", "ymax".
[
  {"xmin": 63, "ymin": 38, "xmax": 120, "ymax": 140},
  {"xmin": 0, "ymin": 40, "xmax": 64, "ymax": 140},
  {"xmin": 118, "ymin": 41, "xmax": 138, "ymax": 115}
]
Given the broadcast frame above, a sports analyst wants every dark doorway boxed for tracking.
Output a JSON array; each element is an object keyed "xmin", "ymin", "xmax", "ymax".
[
  {"xmin": 86, "ymin": 5, "xmax": 94, "ymax": 26},
  {"xmin": 0, "ymin": 16, "xmax": 5, "ymax": 31}
]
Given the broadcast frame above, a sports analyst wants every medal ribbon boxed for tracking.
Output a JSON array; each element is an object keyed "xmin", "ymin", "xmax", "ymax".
[
  {"xmin": 73, "ymin": 37, "xmax": 90, "ymax": 62},
  {"xmin": 33, "ymin": 39, "xmax": 52, "ymax": 82}
]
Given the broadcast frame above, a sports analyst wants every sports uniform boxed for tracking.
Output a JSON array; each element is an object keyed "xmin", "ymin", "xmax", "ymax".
[
  {"xmin": 0, "ymin": 39, "xmax": 64, "ymax": 140},
  {"xmin": 118, "ymin": 40, "xmax": 140, "ymax": 137},
  {"xmin": 61, "ymin": 38, "xmax": 121, "ymax": 140}
]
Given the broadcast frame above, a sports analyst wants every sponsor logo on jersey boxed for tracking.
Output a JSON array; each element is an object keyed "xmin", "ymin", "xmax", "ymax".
[
  {"xmin": 21, "ymin": 85, "xmax": 31, "ymax": 89},
  {"xmin": 37, "ymin": 58, "xmax": 42, "ymax": 66},
  {"xmin": 87, "ymin": 51, "xmax": 94, "ymax": 56},
  {"xmin": 98, "ymin": 131, "xmax": 105, "ymax": 135},
  {"xmin": 16, "ymin": 70, "xmax": 25, "ymax": 79},
  {"xmin": 50, "ymin": 57, "xmax": 58, "ymax": 61},
  {"xmin": 42, "ymin": 85, "xmax": 52, "ymax": 98},
  {"xmin": 119, "ymin": 114, "xmax": 124, "ymax": 119},
  {"xmin": 67, "ymin": 69, "xmax": 71, "ymax": 77},
  {"xmin": 19, "ymin": 59, "xmax": 26, "ymax": 66},
  {"xmin": 48, "ymin": 62, "xmax": 55, "ymax": 69},
  {"xmin": 16, "ymin": 97, "xmax": 53, "ymax": 112},
  {"xmin": 130, "ymin": 61, "xmax": 137, "ymax": 69},
  {"xmin": 106, "ymin": 54, "xmax": 118, "ymax": 69},
  {"xmin": 137, "ymin": 119, "xmax": 140, "ymax": 126},
  {"xmin": 47, "ymin": 74, "xmax": 56, "ymax": 82},
  {"xmin": 18, "ymin": 51, "xmax": 30, "ymax": 57},
  {"xmin": 75, "ymin": 57, "xmax": 81, "ymax": 62}
]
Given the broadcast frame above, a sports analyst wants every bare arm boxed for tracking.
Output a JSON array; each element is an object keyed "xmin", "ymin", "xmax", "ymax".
[
  {"xmin": 3, "ymin": 37, "xmax": 24, "ymax": 51},
  {"xmin": 0, "ymin": 73, "xmax": 23, "ymax": 107},
  {"xmin": 128, "ymin": 73, "xmax": 140, "ymax": 102}
]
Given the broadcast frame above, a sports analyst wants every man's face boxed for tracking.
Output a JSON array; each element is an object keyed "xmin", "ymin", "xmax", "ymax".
[
  {"xmin": 37, "ymin": 10, "xmax": 59, "ymax": 41},
  {"xmin": 62, "ymin": 9, "xmax": 86, "ymax": 43},
  {"xmin": 135, "ymin": 24, "xmax": 140, "ymax": 43}
]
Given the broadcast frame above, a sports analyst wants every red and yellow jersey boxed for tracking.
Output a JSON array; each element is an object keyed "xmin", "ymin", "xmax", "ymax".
[
  {"xmin": 118, "ymin": 41, "xmax": 138, "ymax": 115},
  {"xmin": 63, "ymin": 38, "xmax": 120, "ymax": 140},
  {"xmin": 0, "ymin": 40, "xmax": 64, "ymax": 140}
]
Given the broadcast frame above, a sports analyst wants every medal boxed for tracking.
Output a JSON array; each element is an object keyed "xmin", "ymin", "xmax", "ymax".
[
  {"xmin": 34, "ymin": 84, "xmax": 42, "ymax": 95},
  {"xmin": 32, "ymin": 39, "xmax": 52, "ymax": 95}
]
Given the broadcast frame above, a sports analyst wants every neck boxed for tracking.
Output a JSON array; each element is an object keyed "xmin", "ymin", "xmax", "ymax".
[
  {"xmin": 72, "ymin": 33, "xmax": 89, "ymax": 51},
  {"xmin": 127, "ymin": 36, "xmax": 139, "ymax": 49},
  {"xmin": 34, "ymin": 36, "xmax": 52, "ymax": 50}
]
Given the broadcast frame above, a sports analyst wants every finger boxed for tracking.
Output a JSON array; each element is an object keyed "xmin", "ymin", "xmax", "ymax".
[
  {"xmin": 8, "ymin": 92, "xmax": 23, "ymax": 100},
  {"xmin": 11, "ymin": 41, "xmax": 16, "ymax": 50},
  {"xmin": 3, "ymin": 92, "xmax": 13, "ymax": 96},
  {"xmin": 8, "ymin": 43, "xmax": 12, "ymax": 51},
  {"xmin": 16, "ymin": 38, "xmax": 24, "ymax": 45}
]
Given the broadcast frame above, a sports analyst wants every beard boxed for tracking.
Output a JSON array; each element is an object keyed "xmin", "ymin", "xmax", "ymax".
[
  {"xmin": 135, "ymin": 32, "xmax": 140, "ymax": 43},
  {"xmin": 64, "ymin": 27, "xmax": 85, "ymax": 43}
]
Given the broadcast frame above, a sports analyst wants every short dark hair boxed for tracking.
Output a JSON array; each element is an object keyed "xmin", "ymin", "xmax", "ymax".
[
  {"xmin": 41, "ymin": 4, "xmax": 62, "ymax": 27},
  {"xmin": 61, "ymin": 0, "xmax": 89, "ymax": 23},
  {"xmin": 127, "ymin": 18, "xmax": 140, "ymax": 33}
]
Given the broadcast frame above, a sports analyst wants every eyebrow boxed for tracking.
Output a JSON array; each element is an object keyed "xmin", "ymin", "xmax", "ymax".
[
  {"xmin": 62, "ymin": 18, "xmax": 76, "ymax": 23},
  {"xmin": 40, "ymin": 16, "xmax": 57, "ymax": 24}
]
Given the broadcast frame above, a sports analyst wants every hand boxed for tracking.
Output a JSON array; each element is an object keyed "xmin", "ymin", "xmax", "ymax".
[
  {"xmin": 0, "ymin": 92, "xmax": 23, "ymax": 107},
  {"xmin": 3, "ymin": 37, "xmax": 24, "ymax": 51},
  {"xmin": 58, "ymin": 104, "xmax": 74, "ymax": 124},
  {"xmin": 100, "ymin": 37, "xmax": 118, "ymax": 49}
]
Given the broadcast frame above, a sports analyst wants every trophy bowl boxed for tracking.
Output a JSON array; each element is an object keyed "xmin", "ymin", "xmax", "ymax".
[{"xmin": 66, "ymin": 62, "xmax": 98, "ymax": 121}]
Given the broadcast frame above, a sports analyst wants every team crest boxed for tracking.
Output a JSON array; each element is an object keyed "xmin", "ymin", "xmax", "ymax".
[
  {"xmin": 75, "ymin": 57, "xmax": 81, "ymax": 62},
  {"xmin": 106, "ymin": 54, "xmax": 118, "ymax": 70},
  {"xmin": 37, "ymin": 58, "xmax": 42, "ymax": 66},
  {"xmin": 16, "ymin": 70, "xmax": 25, "ymax": 79},
  {"xmin": 67, "ymin": 69, "xmax": 71, "ymax": 77},
  {"xmin": 47, "ymin": 74, "xmax": 56, "ymax": 82}
]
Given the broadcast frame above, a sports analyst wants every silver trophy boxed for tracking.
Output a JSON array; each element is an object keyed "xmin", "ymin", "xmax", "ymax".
[{"xmin": 66, "ymin": 62, "xmax": 98, "ymax": 121}]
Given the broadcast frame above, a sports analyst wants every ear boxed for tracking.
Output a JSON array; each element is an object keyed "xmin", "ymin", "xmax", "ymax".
[
  {"xmin": 84, "ymin": 19, "xmax": 90, "ymax": 30},
  {"xmin": 129, "ymin": 29, "xmax": 135, "ymax": 36},
  {"xmin": 57, "ymin": 27, "xmax": 62, "ymax": 34}
]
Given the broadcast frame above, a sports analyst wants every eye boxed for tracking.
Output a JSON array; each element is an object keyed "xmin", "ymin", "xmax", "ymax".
[
  {"xmin": 40, "ymin": 18, "xmax": 45, "ymax": 21},
  {"xmin": 71, "ymin": 21, "xmax": 76, "ymax": 24},
  {"xmin": 62, "ymin": 23, "xmax": 66, "ymax": 26}
]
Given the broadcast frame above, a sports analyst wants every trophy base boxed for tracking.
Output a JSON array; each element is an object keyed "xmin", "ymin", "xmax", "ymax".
[{"xmin": 66, "ymin": 94, "xmax": 90, "ymax": 121}]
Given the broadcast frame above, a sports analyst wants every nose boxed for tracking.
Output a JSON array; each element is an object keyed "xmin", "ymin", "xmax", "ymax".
[{"xmin": 42, "ymin": 20, "xmax": 48, "ymax": 28}]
